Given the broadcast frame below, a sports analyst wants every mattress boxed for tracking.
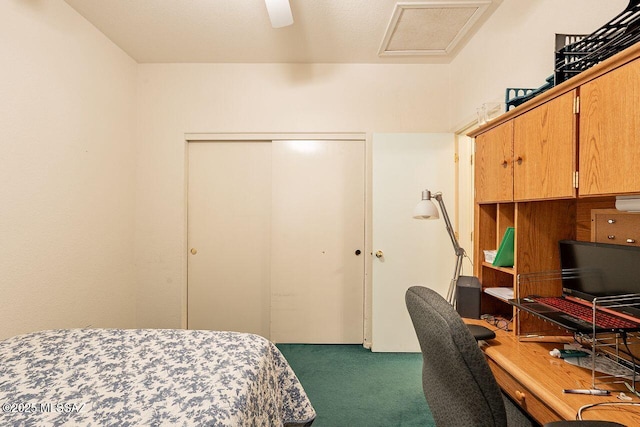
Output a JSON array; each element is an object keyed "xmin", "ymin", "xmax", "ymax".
[{"xmin": 0, "ymin": 328, "xmax": 316, "ymax": 426}]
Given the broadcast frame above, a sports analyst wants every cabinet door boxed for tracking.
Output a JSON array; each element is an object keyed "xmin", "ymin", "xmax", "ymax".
[
  {"xmin": 475, "ymin": 121, "xmax": 513, "ymax": 203},
  {"xmin": 513, "ymin": 91, "xmax": 577, "ymax": 201},
  {"xmin": 580, "ymin": 58, "xmax": 640, "ymax": 195}
]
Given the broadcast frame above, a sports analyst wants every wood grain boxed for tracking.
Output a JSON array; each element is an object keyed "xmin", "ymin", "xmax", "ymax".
[
  {"xmin": 576, "ymin": 197, "xmax": 616, "ymax": 241},
  {"xmin": 515, "ymin": 200, "xmax": 576, "ymax": 275},
  {"xmin": 475, "ymin": 122, "xmax": 513, "ymax": 203},
  {"xmin": 513, "ymin": 90, "xmax": 577, "ymax": 201},
  {"xmin": 472, "ymin": 46, "xmax": 640, "ymax": 338},
  {"xmin": 466, "ymin": 319, "xmax": 640, "ymax": 425},
  {"xmin": 580, "ymin": 58, "xmax": 640, "ymax": 195}
]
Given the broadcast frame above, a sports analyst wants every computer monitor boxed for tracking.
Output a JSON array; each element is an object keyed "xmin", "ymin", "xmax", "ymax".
[{"xmin": 559, "ymin": 240, "xmax": 640, "ymax": 317}]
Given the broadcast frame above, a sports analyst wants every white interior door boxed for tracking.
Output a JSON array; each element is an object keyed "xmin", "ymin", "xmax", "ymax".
[
  {"xmin": 270, "ymin": 140, "xmax": 365, "ymax": 343},
  {"xmin": 372, "ymin": 133, "xmax": 455, "ymax": 352},
  {"xmin": 187, "ymin": 142, "xmax": 272, "ymax": 337},
  {"xmin": 456, "ymin": 133, "xmax": 475, "ymax": 266}
]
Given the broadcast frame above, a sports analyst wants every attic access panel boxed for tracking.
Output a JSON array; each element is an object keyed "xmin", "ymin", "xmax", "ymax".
[{"xmin": 379, "ymin": 1, "xmax": 491, "ymax": 57}]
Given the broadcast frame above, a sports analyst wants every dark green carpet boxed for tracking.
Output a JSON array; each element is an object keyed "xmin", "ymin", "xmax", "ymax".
[{"xmin": 277, "ymin": 344, "xmax": 435, "ymax": 427}]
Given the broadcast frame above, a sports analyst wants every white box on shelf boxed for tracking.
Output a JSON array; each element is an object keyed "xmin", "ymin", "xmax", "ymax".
[
  {"xmin": 483, "ymin": 250, "xmax": 497, "ymax": 263},
  {"xmin": 483, "ymin": 287, "xmax": 514, "ymax": 302}
]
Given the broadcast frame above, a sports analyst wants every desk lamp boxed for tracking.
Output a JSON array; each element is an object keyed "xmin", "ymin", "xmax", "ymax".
[
  {"xmin": 414, "ymin": 190, "xmax": 494, "ymax": 341},
  {"xmin": 413, "ymin": 190, "xmax": 465, "ymax": 305}
]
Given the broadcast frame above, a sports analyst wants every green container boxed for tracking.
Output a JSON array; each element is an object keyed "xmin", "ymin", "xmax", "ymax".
[{"xmin": 493, "ymin": 227, "xmax": 514, "ymax": 267}]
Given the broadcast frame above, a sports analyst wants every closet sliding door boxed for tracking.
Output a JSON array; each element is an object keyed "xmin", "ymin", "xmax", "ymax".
[
  {"xmin": 187, "ymin": 138, "xmax": 365, "ymax": 343},
  {"xmin": 270, "ymin": 140, "xmax": 365, "ymax": 343},
  {"xmin": 187, "ymin": 141, "xmax": 272, "ymax": 338}
]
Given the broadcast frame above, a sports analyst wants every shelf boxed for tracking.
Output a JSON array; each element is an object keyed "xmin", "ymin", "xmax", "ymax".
[
  {"xmin": 483, "ymin": 287, "xmax": 514, "ymax": 302},
  {"xmin": 482, "ymin": 262, "xmax": 514, "ymax": 275}
]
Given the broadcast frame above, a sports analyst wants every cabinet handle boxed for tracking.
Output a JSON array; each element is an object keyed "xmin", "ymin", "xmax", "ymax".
[
  {"xmin": 515, "ymin": 390, "xmax": 526, "ymax": 402},
  {"xmin": 501, "ymin": 160, "xmax": 508, "ymax": 168},
  {"xmin": 516, "ymin": 156, "xmax": 523, "ymax": 165},
  {"xmin": 627, "ymin": 239, "xmax": 636, "ymax": 244},
  {"xmin": 608, "ymin": 235, "xmax": 616, "ymax": 240},
  {"xmin": 608, "ymin": 219, "xmax": 616, "ymax": 224}
]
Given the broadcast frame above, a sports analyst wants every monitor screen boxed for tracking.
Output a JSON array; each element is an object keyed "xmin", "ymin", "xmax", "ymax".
[{"xmin": 559, "ymin": 240, "xmax": 640, "ymax": 316}]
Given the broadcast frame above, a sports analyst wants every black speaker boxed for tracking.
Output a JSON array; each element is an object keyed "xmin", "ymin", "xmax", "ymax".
[{"xmin": 456, "ymin": 276, "xmax": 481, "ymax": 319}]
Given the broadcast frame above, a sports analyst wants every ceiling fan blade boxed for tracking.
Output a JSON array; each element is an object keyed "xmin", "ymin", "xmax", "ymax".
[{"xmin": 265, "ymin": 0, "xmax": 293, "ymax": 28}]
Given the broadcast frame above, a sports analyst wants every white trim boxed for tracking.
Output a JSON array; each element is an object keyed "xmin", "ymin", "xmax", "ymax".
[
  {"xmin": 185, "ymin": 132, "xmax": 367, "ymax": 142},
  {"xmin": 363, "ymin": 133, "xmax": 373, "ymax": 349},
  {"xmin": 452, "ymin": 115, "xmax": 480, "ymax": 135},
  {"xmin": 182, "ymin": 140, "xmax": 189, "ymax": 329}
]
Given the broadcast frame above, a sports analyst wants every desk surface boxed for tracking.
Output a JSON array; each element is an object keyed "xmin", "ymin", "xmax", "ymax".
[{"xmin": 465, "ymin": 319, "xmax": 640, "ymax": 425}]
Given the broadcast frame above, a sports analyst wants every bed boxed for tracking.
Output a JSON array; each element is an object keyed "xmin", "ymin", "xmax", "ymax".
[{"xmin": 0, "ymin": 328, "xmax": 316, "ymax": 426}]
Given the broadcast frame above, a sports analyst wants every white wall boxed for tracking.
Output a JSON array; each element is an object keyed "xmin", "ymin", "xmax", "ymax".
[
  {"xmin": 0, "ymin": 1, "xmax": 138, "ymax": 339},
  {"xmin": 135, "ymin": 63, "xmax": 452, "ymax": 329},
  {"xmin": 450, "ymin": 0, "xmax": 628, "ymax": 128}
]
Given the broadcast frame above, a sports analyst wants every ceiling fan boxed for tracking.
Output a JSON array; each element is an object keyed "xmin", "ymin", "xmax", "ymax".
[{"xmin": 265, "ymin": 0, "xmax": 293, "ymax": 28}]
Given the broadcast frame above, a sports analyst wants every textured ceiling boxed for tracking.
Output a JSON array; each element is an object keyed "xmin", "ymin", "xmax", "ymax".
[{"xmin": 63, "ymin": 0, "xmax": 501, "ymax": 63}]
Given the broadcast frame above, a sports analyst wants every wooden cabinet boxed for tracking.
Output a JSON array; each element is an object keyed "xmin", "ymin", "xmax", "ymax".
[
  {"xmin": 580, "ymin": 58, "xmax": 640, "ymax": 196},
  {"xmin": 513, "ymin": 91, "xmax": 577, "ymax": 201},
  {"xmin": 486, "ymin": 358, "xmax": 562, "ymax": 425},
  {"xmin": 475, "ymin": 122, "xmax": 513, "ymax": 203},
  {"xmin": 475, "ymin": 91, "xmax": 577, "ymax": 203},
  {"xmin": 591, "ymin": 209, "xmax": 640, "ymax": 246},
  {"xmin": 469, "ymin": 44, "xmax": 640, "ymax": 335}
]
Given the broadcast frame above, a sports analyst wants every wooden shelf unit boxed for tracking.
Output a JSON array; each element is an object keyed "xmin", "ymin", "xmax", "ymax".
[{"xmin": 469, "ymin": 43, "xmax": 640, "ymax": 335}]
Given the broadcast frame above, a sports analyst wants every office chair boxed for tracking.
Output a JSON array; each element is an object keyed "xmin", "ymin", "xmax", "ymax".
[{"xmin": 405, "ymin": 286, "xmax": 624, "ymax": 427}]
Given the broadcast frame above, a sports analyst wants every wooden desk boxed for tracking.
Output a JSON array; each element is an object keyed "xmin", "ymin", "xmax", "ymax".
[{"xmin": 465, "ymin": 319, "xmax": 640, "ymax": 425}]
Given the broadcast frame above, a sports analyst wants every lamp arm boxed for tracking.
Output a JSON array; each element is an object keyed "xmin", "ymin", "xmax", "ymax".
[
  {"xmin": 433, "ymin": 193, "xmax": 465, "ymax": 258},
  {"xmin": 434, "ymin": 193, "xmax": 466, "ymax": 304}
]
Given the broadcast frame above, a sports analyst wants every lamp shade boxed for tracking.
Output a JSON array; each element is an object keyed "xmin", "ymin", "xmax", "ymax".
[{"xmin": 413, "ymin": 199, "xmax": 439, "ymax": 219}]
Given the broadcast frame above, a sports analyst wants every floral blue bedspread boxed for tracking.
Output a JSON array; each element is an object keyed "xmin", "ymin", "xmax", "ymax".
[{"xmin": 0, "ymin": 329, "xmax": 316, "ymax": 426}]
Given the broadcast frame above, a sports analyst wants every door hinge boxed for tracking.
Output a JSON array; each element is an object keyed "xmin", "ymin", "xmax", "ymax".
[
  {"xmin": 454, "ymin": 153, "xmax": 459, "ymax": 163},
  {"xmin": 573, "ymin": 96, "xmax": 580, "ymax": 114},
  {"xmin": 573, "ymin": 171, "xmax": 579, "ymax": 188}
]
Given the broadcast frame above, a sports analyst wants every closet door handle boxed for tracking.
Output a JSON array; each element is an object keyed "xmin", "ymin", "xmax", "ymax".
[{"xmin": 516, "ymin": 156, "xmax": 523, "ymax": 165}]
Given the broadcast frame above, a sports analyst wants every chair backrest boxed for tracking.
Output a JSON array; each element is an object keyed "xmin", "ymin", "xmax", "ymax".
[{"xmin": 405, "ymin": 286, "xmax": 507, "ymax": 427}]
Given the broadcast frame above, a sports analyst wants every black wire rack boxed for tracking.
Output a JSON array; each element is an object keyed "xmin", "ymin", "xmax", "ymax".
[
  {"xmin": 505, "ymin": 1, "xmax": 640, "ymax": 111},
  {"xmin": 555, "ymin": 0, "xmax": 640, "ymax": 84}
]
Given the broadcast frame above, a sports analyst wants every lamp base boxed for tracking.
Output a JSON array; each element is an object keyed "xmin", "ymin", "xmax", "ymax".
[{"xmin": 456, "ymin": 276, "xmax": 481, "ymax": 319}]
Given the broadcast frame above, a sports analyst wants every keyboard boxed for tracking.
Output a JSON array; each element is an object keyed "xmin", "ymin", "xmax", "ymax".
[{"xmin": 535, "ymin": 297, "xmax": 640, "ymax": 330}]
